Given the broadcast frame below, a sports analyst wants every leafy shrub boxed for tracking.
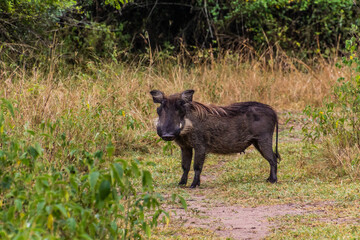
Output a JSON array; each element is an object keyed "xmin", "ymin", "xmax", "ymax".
[
  {"xmin": 0, "ymin": 99, "xmax": 185, "ymax": 239},
  {"xmin": 0, "ymin": 0, "xmax": 76, "ymax": 65},
  {"xmin": 59, "ymin": 22, "xmax": 120, "ymax": 64},
  {"xmin": 2, "ymin": 0, "xmax": 360, "ymax": 67},
  {"xmin": 213, "ymin": 0, "xmax": 357, "ymax": 58},
  {"xmin": 303, "ymin": 34, "xmax": 360, "ymax": 179}
]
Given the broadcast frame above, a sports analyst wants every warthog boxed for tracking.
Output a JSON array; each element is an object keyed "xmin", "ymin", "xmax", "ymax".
[{"xmin": 150, "ymin": 89, "xmax": 280, "ymax": 188}]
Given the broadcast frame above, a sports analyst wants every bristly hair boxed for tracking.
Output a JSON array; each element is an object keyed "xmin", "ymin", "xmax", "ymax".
[
  {"xmin": 189, "ymin": 101, "xmax": 277, "ymax": 120},
  {"xmin": 190, "ymin": 102, "xmax": 228, "ymax": 118}
]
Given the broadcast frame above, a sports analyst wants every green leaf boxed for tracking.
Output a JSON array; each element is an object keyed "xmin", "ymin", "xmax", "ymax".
[
  {"xmin": 35, "ymin": 142, "xmax": 43, "ymax": 156},
  {"xmin": 89, "ymin": 171, "xmax": 100, "ymax": 192},
  {"xmin": 27, "ymin": 143, "xmax": 43, "ymax": 160},
  {"xmin": 111, "ymin": 163, "xmax": 124, "ymax": 186},
  {"xmin": 110, "ymin": 221, "xmax": 117, "ymax": 235},
  {"xmin": 14, "ymin": 199, "xmax": 22, "ymax": 211},
  {"xmin": 131, "ymin": 162, "xmax": 140, "ymax": 177},
  {"xmin": 171, "ymin": 193, "xmax": 176, "ymax": 202},
  {"xmin": 1, "ymin": 176, "xmax": 12, "ymax": 189},
  {"xmin": 99, "ymin": 180, "xmax": 111, "ymax": 200},
  {"xmin": 37, "ymin": 201, "xmax": 46, "ymax": 214},
  {"xmin": 7, "ymin": 206, "xmax": 15, "ymax": 221},
  {"xmin": 27, "ymin": 146, "xmax": 39, "ymax": 159},
  {"xmin": 26, "ymin": 129, "xmax": 35, "ymax": 136},
  {"xmin": 114, "ymin": 163, "xmax": 124, "ymax": 177},
  {"xmin": 94, "ymin": 150, "xmax": 103, "ymax": 160},
  {"xmin": 54, "ymin": 204, "xmax": 67, "ymax": 217},
  {"xmin": 144, "ymin": 222, "xmax": 151, "ymax": 238},
  {"xmin": 106, "ymin": 142, "xmax": 115, "ymax": 157},
  {"xmin": 1, "ymin": 99, "xmax": 15, "ymax": 117},
  {"xmin": 178, "ymin": 195, "xmax": 187, "ymax": 211},
  {"xmin": 80, "ymin": 233, "xmax": 93, "ymax": 240},
  {"xmin": 142, "ymin": 170, "xmax": 153, "ymax": 190},
  {"xmin": 66, "ymin": 218, "xmax": 76, "ymax": 232}
]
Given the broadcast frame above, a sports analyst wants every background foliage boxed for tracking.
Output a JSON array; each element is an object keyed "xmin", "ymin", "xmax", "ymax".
[
  {"xmin": 303, "ymin": 34, "xmax": 360, "ymax": 179},
  {"xmin": 1, "ymin": 0, "xmax": 359, "ymax": 66}
]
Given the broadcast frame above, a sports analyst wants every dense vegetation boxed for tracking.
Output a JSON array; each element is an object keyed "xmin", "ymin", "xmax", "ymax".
[
  {"xmin": 303, "ymin": 37, "xmax": 360, "ymax": 179},
  {"xmin": 1, "ymin": 0, "xmax": 359, "ymax": 66},
  {"xmin": 1, "ymin": 0, "xmax": 360, "ymax": 239}
]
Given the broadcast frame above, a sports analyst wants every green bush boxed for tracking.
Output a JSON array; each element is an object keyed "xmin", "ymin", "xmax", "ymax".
[
  {"xmin": 2, "ymin": 0, "xmax": 359, "ymax": 66},
  {"xmin": 0, "ymin": 99, "xmax": 185, "ymax": 239},
  {"xmin": 0, "ymin": 0, "xmax": 76, "ymax": 65},
  {"xmin": 213, "ymin": 0, "xmax": 357, "ymax": 58},
  {"xmin": 303, "ymin": 34, "xmax": 360, "ymax": 179}
]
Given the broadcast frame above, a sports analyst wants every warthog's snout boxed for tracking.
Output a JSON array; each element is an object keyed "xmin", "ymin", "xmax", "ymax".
[
  {"xmin": 161, "ymin": 134, "xmax": 176, "ymax": 141},
  {"xmin": 158, "ymin": 127, "xmax": 181, "ymax": 141}
]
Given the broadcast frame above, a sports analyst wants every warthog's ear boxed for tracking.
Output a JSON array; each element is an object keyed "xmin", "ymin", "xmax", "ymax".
[
  {"xmin": 150, "ymin": 90, "xmax": 164, "ymax": 103},
  {"xmin": 181, "ymin": 90, "xmax": 195, "ymax": 102}
]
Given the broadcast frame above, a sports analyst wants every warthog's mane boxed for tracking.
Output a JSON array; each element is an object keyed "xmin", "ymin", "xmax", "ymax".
[
  {"xmin": 166, "ymin": 93, "xmax": 276, "ymax": 120},
  {"xmin": 189, "ymin": 101, "xmax": 276, "ymax": 119},
  {"xmin": 190, "ymin": 102, "xmax": 229, "ymax": 118}
]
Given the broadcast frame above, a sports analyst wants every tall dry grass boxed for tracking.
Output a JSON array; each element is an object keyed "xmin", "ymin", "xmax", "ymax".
[
  {"xmin": 148, "ymin": 56, "xmax": 340, "ymax": 111},
  {"xmin": 322, "ymin": 140, "xmax": 360, "ymax": 180},
  {"xmin": 0, "ymin": 52, "xmax": 345, "ymax": 153}
]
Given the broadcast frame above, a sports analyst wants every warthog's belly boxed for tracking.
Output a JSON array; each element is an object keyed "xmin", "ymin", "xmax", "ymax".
[{"xmin": 206, "ymin": 141, "xmax": 252, "ymax": 154}]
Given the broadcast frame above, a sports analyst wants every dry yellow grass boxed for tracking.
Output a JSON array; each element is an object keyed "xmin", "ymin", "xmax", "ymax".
[
  {"xmin": 0, "ymin": 54, "xmax": 345, "ymax": 133},
  {"xmin": 148, "ymin": 58, "xmax": 341, "ymax": 111}
]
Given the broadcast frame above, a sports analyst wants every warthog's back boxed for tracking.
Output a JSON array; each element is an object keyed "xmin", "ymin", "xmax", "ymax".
[{"xmin": 180, "ymin": 101, "xmax": 278, "ymax": 154}]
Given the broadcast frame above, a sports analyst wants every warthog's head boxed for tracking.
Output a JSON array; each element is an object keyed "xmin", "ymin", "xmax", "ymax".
[{"xmin": 150, "ymin": 90, "xmax": 194, "ymax": 141}]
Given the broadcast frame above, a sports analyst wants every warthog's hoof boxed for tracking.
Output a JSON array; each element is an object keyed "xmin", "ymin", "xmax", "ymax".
[
  {"xmin": 190, "ymin": 181, "xmax": 200, "ymax": 188},
  {"xmin": 178, "ymin": 180, "xmax": 187, "ymax": 186},
  {"xmin": 266, "ymin": 177, "xmax": 277, "ymax": 183}
]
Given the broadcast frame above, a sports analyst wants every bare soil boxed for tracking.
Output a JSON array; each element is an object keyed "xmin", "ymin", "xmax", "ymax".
[{"xmin": 168, "ymin": 194, "xmax": 315, "ymax": 240}]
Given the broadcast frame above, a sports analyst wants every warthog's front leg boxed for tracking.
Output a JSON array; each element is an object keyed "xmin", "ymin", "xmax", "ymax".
[
  {"xmin": 190, "ymin": 148, "xmax": 206, "ymax": 188},
  {"xmin": 179, "ymin": 147, "xmax": 193, "ymax": 185}
]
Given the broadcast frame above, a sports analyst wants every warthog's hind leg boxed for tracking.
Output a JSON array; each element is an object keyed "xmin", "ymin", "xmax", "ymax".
[{"xmin": 253, "ymin": 138, "xmax": 278, "ymax": 183}]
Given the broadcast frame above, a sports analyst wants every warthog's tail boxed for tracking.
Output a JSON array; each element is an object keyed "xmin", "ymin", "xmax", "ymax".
[{"xmin": 275, "ymin": 120, "xmax": 281, "ymax": 163}]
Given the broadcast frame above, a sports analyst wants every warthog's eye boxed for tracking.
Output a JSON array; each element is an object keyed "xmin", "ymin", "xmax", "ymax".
[
  {"xmin": 176, "ymin": 100, "xmax": 185, "ymax": 107},
  {"xmin": 176, "ymin": 100, "xmax": 186, "ymax": 116}
]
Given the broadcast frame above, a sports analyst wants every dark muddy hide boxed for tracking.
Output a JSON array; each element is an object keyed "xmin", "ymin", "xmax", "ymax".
[{"xmin": 150, "ymin": 90, "xmax": 281, "ymax": 188}]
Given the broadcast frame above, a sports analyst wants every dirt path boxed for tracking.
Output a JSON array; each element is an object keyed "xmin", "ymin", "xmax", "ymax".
[{"xmin": 169, "ymin": 194, "xmax": 312, "ymax": 240}]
